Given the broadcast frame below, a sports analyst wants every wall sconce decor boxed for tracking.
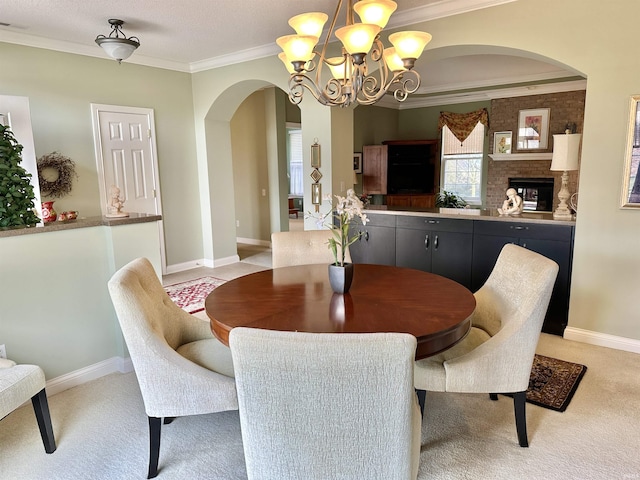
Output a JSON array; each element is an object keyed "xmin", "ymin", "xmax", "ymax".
[
  {"xmin": 310, "ymin": 140, "xmax": 322, "ymax": 212},
  {"xmin": 95, "ymin": 19, "xmax": 140, "ymax": 64}
]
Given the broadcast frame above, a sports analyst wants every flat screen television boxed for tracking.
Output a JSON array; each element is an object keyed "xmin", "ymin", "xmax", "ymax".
[{"xmin": 386, "ymin": 144, "xmax": 435, "ymax": 194}]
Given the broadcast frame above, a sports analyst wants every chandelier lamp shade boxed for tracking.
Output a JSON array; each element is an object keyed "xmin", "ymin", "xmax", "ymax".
[
  {"xmin": 276, "ymin": 0, "xmax": 432, "ymax": 107},
  {"xmin": 95, "ymin": 19, "xmax": 140, "ymax": 63}
]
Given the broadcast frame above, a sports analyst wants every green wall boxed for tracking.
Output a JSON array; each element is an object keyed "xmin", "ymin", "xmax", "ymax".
[{"xmin": 0, "ymin": 42, "xmax": 201, "ymax": 267}]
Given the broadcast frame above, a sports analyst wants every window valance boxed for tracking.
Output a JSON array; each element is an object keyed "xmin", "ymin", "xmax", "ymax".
[{"xmin": 438, "ymin": 108, "xmax": 490, "ymax": 144}]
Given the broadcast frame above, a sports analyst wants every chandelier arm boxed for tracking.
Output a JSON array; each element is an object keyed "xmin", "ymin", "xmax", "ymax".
[{"xmin": 319, "ymin": 0, "xmax": 344, "ymax": 64}]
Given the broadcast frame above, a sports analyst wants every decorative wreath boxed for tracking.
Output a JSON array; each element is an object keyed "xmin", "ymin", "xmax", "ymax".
[{"xmin": 37, "ymin": 152, "xmax": 78, "ymax": 198}]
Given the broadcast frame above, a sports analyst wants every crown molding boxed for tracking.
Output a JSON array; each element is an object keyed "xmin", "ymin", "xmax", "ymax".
[
  {"xmin": 0, "ymin": 0, "xmax": 517, "ymax": 73},
  {"xmin": 375, "ymin": 79, "xmax": 587, "ymax": 110},
  {"xmin": 388, "ymin": 0, "xmax": 518, "ymax": 28},
  {"xmin": 0, "ymin": 30, "xmax": 190, "ymax": 72}
]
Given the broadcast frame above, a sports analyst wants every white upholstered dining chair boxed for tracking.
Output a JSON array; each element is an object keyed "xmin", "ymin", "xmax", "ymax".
[
  {"xmin": 271, "ymin": 230, "xmax": 351, "ymax": 268},
  {"xmin": 108, "ymin": 257, "xmax": 238, "ymax": 479},
  {"xmin": 0, "ymin": 358, "xmax": 56, "ymax": 454},
  {"xmin": 414, "ymin": 243, "xmax": 559, "ymax": 447},
  {"xmin": 230, "ymin": 327, "xmax": 422, "ymax": 480}
]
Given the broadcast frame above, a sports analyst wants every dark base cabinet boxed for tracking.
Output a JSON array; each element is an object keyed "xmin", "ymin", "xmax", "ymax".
[
  {"xmin": 395, "ymin": 216, "xmax": 473, "ymax": 289},
  {"xmin": 352, "ymin": 212, "xmax": 574, "ymax": 336},
  {"xmin": 472, "ymin": 221, "xmax": 574, "ymax": 335},
  {"xmin": 349, "ymin": 213, "xmax": 396, "ymax": 266}
]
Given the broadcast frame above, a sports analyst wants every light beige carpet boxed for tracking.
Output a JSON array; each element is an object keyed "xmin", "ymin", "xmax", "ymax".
[{"xmin": 1, "ymin": 333, "xmax": 639, "ymax": 479}]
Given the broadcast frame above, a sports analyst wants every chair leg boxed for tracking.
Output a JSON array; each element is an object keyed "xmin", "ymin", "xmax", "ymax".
[
  {"xmin": 513, "ymin": 391, "xmax": 528, "ymax": 447},
  {"xmin": 31, "ymin": 388, "xmax": 56, "ymax": 454},
  {"xmin": 148, "ymin": 416, "xmax": 162, "ymax": 479},
  {"xmin": 415, "ymin": 389, "xmax": 426, "ymax": 417},
  {"xmin": 489, "ymin": 393, "xmax": 498, "ymax": 401}
]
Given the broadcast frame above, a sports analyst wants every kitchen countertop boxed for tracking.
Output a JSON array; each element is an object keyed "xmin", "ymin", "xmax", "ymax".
[
  {"xmin": 0, "ymin": 212, "xmax": 162, "ymax": 239},
  {"xmin": 364, "ymin": 206, "xmax": 575, "ymax": 226}
]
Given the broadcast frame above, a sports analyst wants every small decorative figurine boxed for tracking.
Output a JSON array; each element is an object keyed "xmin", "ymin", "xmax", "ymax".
[
  {"xmin": 106, "ymin": 185, "xmax": 129, "ymax": 218},
  {"xmin": 498, "ymin": 187, "xmax": 524, "ymax": 215}
]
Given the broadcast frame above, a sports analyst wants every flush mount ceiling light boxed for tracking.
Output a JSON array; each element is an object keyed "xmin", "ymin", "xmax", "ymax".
[
  {"xmin": 95, "ymin": 19, "xmax": 140, "ymax": 64},
  {"xmin": 276, "ymin": 0, "xmax": 432, "ymax": 107}
]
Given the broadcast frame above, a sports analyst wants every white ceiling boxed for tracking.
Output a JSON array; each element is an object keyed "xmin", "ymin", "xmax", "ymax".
[{"xmin": 0, "ymin": 0, "xmax": 582, "ymax": 100}]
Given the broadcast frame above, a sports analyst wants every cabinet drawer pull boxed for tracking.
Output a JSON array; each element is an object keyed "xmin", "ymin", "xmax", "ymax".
[
  {"xmin": 364, "ymin": 231, "xmax": 370, "ymax": 242},
  {"xmin": 426, "ymin": 220, "xmax": 438, "ymax": 224},
  {"xmin": 424, "ymin": 234, "xmax": 429, "ymax": 249},
  {"xmin": 434, "ymin": 235, "xmax": 439, "ymax": 249},
  {"xmin": 511, "ymin": 225, "xmax": 528, "ymax": 230}
]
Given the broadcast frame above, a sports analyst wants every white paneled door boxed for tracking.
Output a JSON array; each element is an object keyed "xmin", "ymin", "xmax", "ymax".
[{"xmin": 91, "ymin": 104, "xmax": 166, "ymax": 272}]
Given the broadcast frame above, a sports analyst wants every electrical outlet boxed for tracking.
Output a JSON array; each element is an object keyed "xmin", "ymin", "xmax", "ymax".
[
  {"xmin": 236, "ymin": 220, "xmax": 240, "ymax": 227},
  {"xmin": 0, "ymin": 344, "xmax": 6, "ymax": 359}
]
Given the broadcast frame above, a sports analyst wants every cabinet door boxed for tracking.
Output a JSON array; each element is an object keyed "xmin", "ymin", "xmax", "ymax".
[
  {"xmin": 396, "ymin": 227, "xmax": 432, "ymax": 272},
  {"xmin": 386, "ymin": 195, "xmax": 411, "ymax": 207},
  {"xmin": 471, "ymin": 234, "xmax": 516, "ymax": 291},
  {"xmin": 432, "ymin": 231, "xmax": 473, "ymax": 289},
  {"xmin": 519, "ymin": 237, "xmax": 572, "ymax": 335},
  {"xmin": 349, "ymin": 214, "xmax": 396, "ymax": 265},
  {"xmin": 362, "ymin": 145, "xmax": 387, "ymax": 194},
  {"xmin": 410, "ymin": 194, "xmax": 435, "ymax": 208}
]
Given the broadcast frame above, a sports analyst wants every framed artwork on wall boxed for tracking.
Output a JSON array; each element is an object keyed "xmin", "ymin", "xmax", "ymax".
[
  {"xmin": 621, "ymin": 95, "xmax": 640, "ymax": 208},
  {"xmin": 493, "ymin": 131, "xmax": 512, "ymax": 154},
  {"xmin": 353, "ymin": 152, "xmax": 362, "ymax": 173},
  {"xmin": 517, "ymin": 108, "xmax": 550, "ymax": 150}
]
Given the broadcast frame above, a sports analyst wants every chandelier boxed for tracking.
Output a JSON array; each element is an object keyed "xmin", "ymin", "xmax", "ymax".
[
  {"xmin": 95, "ymin": 19, "xmax": 140, "ymax": 64},
  {"xmin": 276, "ymin": 0, "xmax": 432, "ymax": 107}
]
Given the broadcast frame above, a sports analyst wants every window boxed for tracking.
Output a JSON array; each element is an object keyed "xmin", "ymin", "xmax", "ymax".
[
  {"xmin": 441, "ymin": 122, "xmax": 484, "ymax": 205},
  {"xmin": 287, "ymin": 127, "xmax": 303, "ymax": 196}
]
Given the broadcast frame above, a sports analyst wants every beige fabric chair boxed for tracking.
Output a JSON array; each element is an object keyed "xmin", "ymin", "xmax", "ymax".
[
  {"xmin": 271, "ymin": 230, "xmax": 351, "ymax": 268},
  {"xmin": 108, "ymin": 257, "xmax": 237, "ymax": 479},
  {"xmin": 414, "ymin": 243, "xmax": 559, "ymax": 447},
  {"xmin": 0, "ymin": 358, "xmax": 56, "ymax": 454},
  {"xmin": 230, "ymin": 327, "xmax": 421, "ymax": 480}
]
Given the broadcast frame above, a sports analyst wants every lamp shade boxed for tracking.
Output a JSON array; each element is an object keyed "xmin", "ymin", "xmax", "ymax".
[
  {"xmin": 276, "ymin": 35, "xmax": 318, "ymax": 63},
  {"xmin": 551, "ymin": 133, "xmax": 581, "ymax": 171},
  {"xmin": 288, "ymin": 12, "xmax": 328, "ymax": 37},
  {"xmin": 278, "ymin": 52, "xmax": 297, "ymax": 74},
  {"xmin": 335, "ymin": 24, "xmax": 381, "ymax": 55},
  {"xmin": 95, "ymin": 37, "xmax": 139, "ymax": 62},
  {"xmin": 354, "ymin": 0, "xmax": 397, "ymax": 29},
  {"xmin": 382, "ymin": 47, "xmax": 405, "ymax": 71},
  {"xmin": 388, "ymin": 31, "xmax": 432, "ymax": 60},
  {"xmin": 327, "ymin": 57, "xmax": 349, "ymax": 80}
]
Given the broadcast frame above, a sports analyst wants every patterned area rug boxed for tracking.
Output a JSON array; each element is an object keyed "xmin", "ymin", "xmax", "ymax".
[
  {"xmin": 164, "ymin": 277, "xmax": 227, "ymax": 314},
  {"xmin": 525, "ymin": 354, "xmax": 587, "ymax": 412}
]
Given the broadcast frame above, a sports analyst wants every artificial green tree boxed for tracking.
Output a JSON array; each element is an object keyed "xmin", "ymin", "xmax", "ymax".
[{"xmin": 0, "ymin": 124, "xmax": 40, "ymax": 227}]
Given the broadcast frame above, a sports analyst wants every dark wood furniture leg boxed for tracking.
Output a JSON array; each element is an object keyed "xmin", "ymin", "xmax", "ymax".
[
  {"xmin": 416, "ymin": 389, "xmax": 426, "ymax": 417},
  {"xmin": 514, "ymin": 391, "xmax": 528, "ymax": 447},
  {"xmin": 148, "ymin": 416, "xmax": 162, "ymax": 479},
  {"xmin": 31, "ymin": 388, "xmax": 56, "ymax": 454}
]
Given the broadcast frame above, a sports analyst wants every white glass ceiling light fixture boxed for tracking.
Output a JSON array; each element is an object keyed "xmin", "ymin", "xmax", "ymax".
[
  {"xmin": 95, "ymin": 19, "xmax": 140, "ymax": 64},
  {"xmin": 276, "ymin": 0, "xmax": 432, "ymax": 107},
  {"xmin": 550, "ymin": 133, "xmax": 581, "ymax": 220}
]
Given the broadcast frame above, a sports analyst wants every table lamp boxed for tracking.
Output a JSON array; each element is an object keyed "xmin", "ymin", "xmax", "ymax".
[{"xmin": 550, "ymin": 133, "xmax": 581, "ymax": 220}]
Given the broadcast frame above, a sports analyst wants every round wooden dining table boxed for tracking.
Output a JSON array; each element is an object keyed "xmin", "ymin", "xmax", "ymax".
[{"xmin": 206, "ymin": 263, "xmax": 476, "ymax": 359}]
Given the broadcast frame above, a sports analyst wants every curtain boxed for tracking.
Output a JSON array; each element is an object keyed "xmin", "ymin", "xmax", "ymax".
[{"xmin": 438, "ymin": 108, "xmax": 490, "ymax": 145}]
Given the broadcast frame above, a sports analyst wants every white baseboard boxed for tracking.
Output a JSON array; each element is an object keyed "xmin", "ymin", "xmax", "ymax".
[
  {"xmin": 165, "ymin": 259, "xmax": 206, "ymax": 274},
  {"xmin": 237, "ymin": 237, "xmax": 271, "ymax": 247},
  {"xmin": 46, "ymin": 356, "xmax": 133, "ymax": 397},
  {"xmin": 213, "ymin": 255, "xmax": 240, "ymax": 267},
  {"xmin": 564, "ymin": 327, "xmax": 640, "ymax": 354}
]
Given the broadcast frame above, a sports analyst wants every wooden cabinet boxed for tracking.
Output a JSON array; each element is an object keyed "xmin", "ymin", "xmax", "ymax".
[
  {"xmin": 348, "ymin": 213, "xmax": 396, "ymax": 266},
  {"xmin": 362, "ymin": 140, "xmax": 438, "ymax": 197},
  {"xmin": 472, "ymin": 221, "xmax": 574, "ymax": 335},
  {"xmin": 395, "ymin": 216, "xmax": 474, "ymax": 289},
  {"xmin": 386, "ymin": 194, "xmax": 435, "ymax": 208},
  {"xmin": 362, "ymin": 145, "xmax": 387, "ymax": 194}
]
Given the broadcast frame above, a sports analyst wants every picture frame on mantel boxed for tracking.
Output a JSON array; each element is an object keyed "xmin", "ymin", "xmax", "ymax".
[
  {"xmin": 621, "ymin": 95, "xmax": 640, "ymax": 208},
  {"xmin": 353, "ymin": 152, "xmax": 362, "ymax": 173},
  {"xmin": 517, "ymin": 108, "xmax": 550, "ymax": 150},
  {"xmin": 493, "ymin": 131, "xmax": 512, "ymax": 154}
]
